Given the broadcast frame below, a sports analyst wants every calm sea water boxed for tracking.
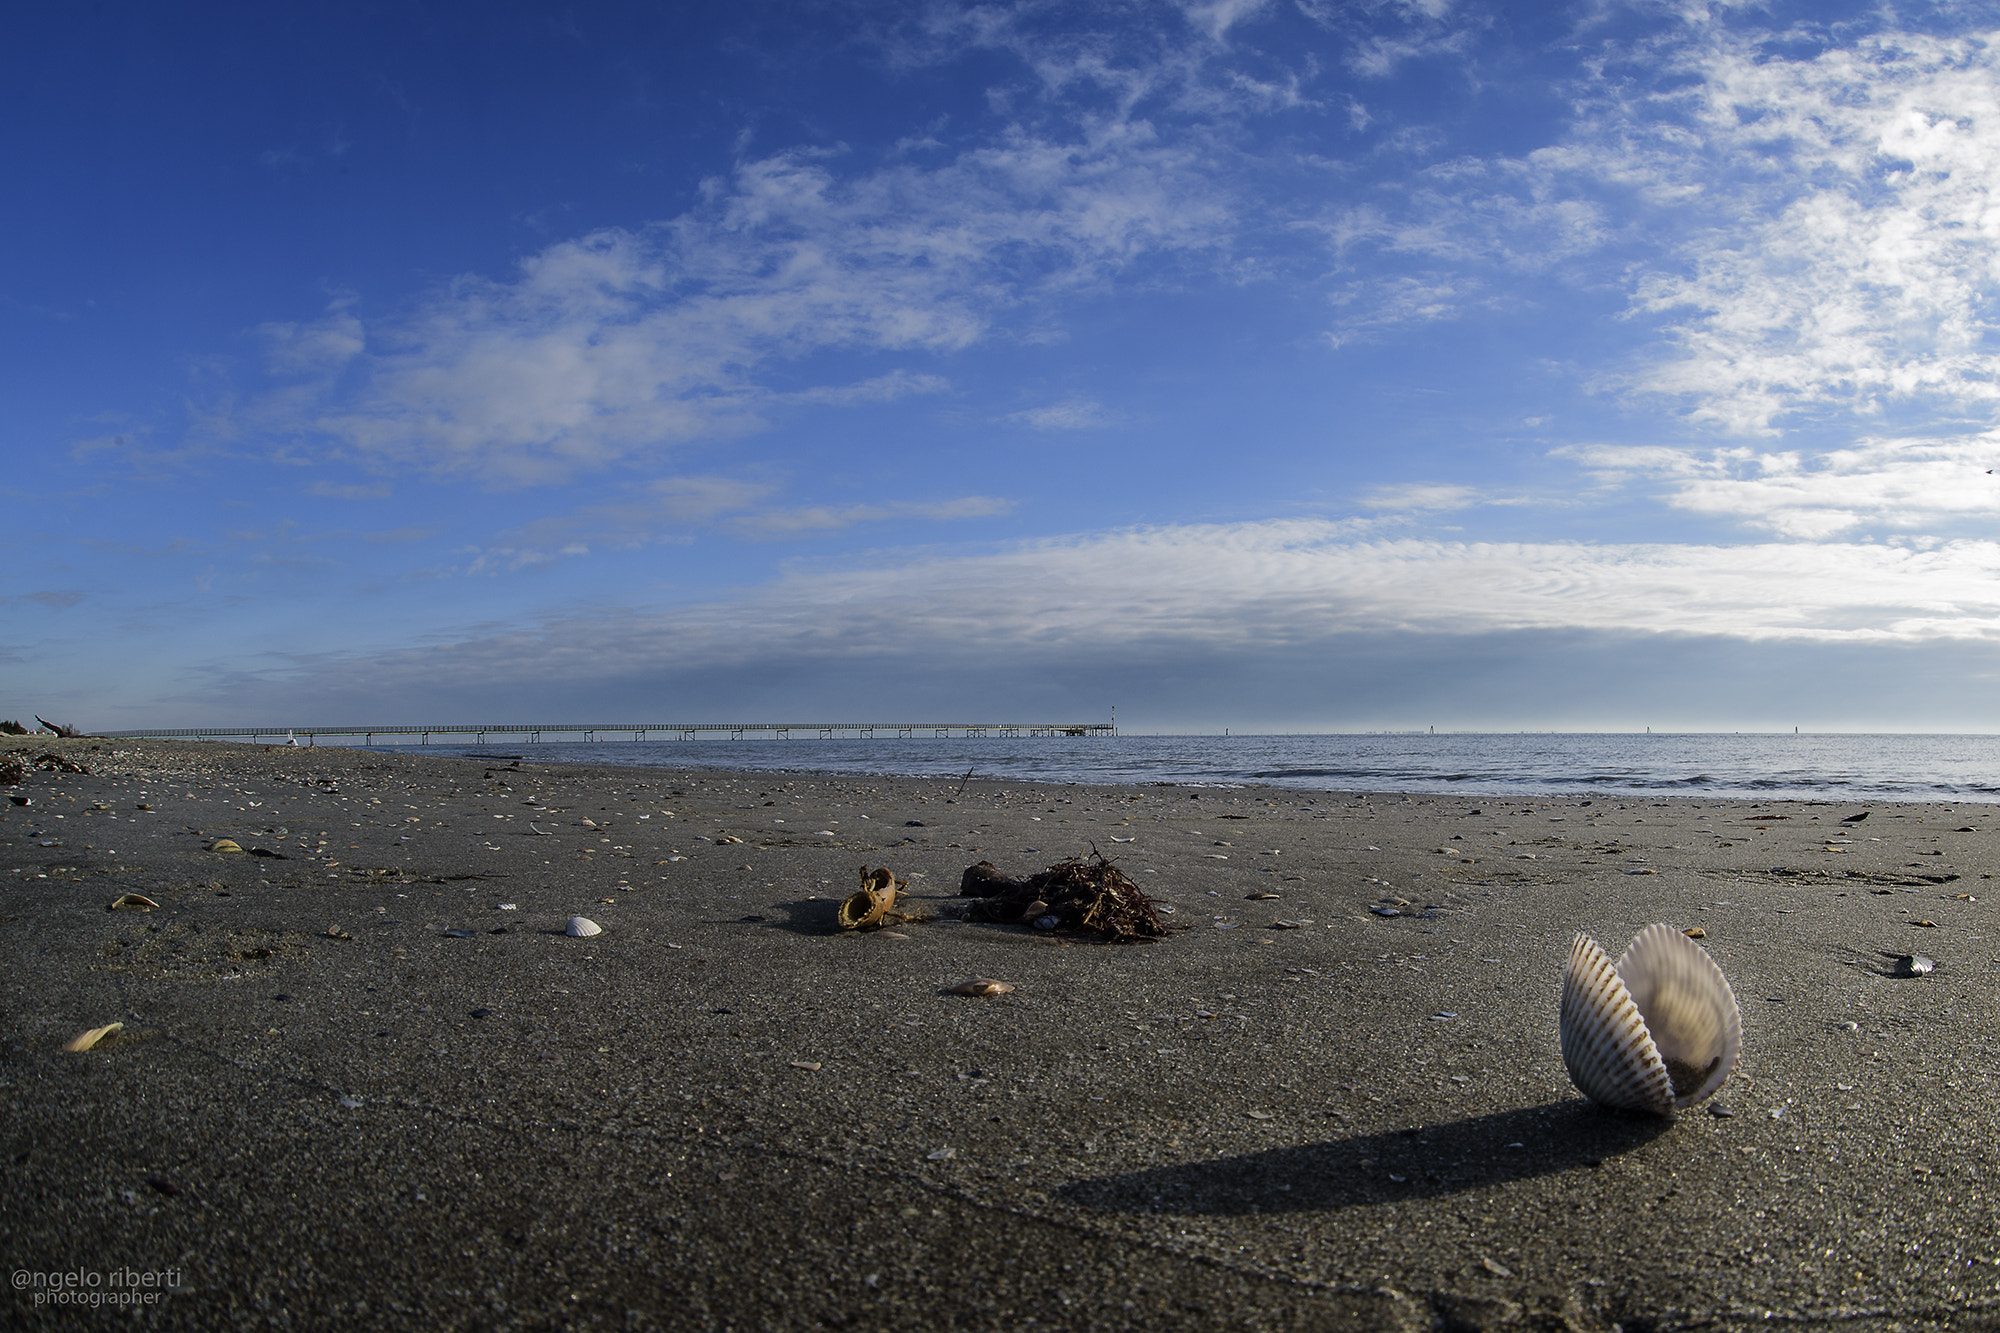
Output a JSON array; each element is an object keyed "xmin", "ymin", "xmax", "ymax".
[{"xmin": 373, "ymin": 733, "xmax": 2000, "ymax": 804}]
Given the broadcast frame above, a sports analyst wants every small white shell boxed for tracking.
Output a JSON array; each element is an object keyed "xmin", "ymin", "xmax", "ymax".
[
  {"xmin": 564, "ymin": 916, "xmax": 602, "ymax": 937},
  {"xmin": 1560, "ymin": 924, "xmax": 1742, "ymax": 1115},
  {"xmin": 946, "ymin": 978, "xmax": 1014, "ymax": 996}
]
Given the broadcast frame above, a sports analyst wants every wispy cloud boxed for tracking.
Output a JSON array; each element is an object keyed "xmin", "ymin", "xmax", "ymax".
[
  {"xmin": 1303, "ymin": 17, "xmax": 2000, "ymax": 444},
  {"xmin": 5, "ymin": 590, "xmax": 85, "ymax": 610},
  {"xmin": 361, "ymin": 526, "xmax": 436, "ymax": 544},
  {"xmin": 1358, "ymin": 482, "xmax": 1481, "ymax": 511},
  {"xmin": 1616, "ymin": 29, "xmax": 2000, "ymax": 435},
  {"xmin": 456, "ymin": 478, "xmax": 1013, "ymax": 570},
  {"xmin": 785, "ymin": 370, "xmax": 952, "ymax": 405},
  {"xmin": 1565, "ymin": 433, "xmax": 2000, "ymax": 538},
  {"xmin": 308, "ymin": 480, "xmax": 392, "ymax": 500},
  {"xmin": 1008, "ymin": 398, "xmax": 1117, "ymax": 430},
  {"xmin": 265, "ymin": 123, "xmax": 1232, "ymax": 485},
  {"xmin": 191, "ymin": 520, "xmax": 2000, "ymax": 710},
  {"xmin": 730, "ymin": 495, "xmax": 1014, "ymax": 536},
  {"xmin": 464, "ymin": 476, "xmax": 780, "ymax": 571}
]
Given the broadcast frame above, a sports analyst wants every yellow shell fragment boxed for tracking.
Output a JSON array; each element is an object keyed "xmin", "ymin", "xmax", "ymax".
[
  {"xmin": 946, "ymin": 978, "xmax": 1015, "ymax": 996},
  {"xmin": 207, "ymin": 839, "xmax": 243, "ymax": 853},
  {"xmin": 107, "ymin": 893, "xmax": 160, "ymax": 911},
  {"xmin": 836, "ymin": 866, "xmax": 900, "ymax": 930},
  {"xmin": 65, "ymin": 1022, "xmax": 125, "ymax": 1053}
]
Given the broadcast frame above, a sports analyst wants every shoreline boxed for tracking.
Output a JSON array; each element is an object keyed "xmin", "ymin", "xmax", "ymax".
[
  {"xmin": 5, "ymin": 737, "xmax": 1998, "ymax": 1330},
  {"xmin": 335, "ymin": 730, "xmax": 2000, "ymax": 806}
]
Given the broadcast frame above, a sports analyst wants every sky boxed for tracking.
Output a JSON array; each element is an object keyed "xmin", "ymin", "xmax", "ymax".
[{"xmin": 9, "ymin": 0, "xmax": 2000, "ymax": 734}]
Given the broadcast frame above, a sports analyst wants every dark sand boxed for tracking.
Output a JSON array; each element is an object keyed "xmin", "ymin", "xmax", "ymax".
[{"xmin": 3, "ymin": 737, "xmax": 1998, "ymax": 1331}]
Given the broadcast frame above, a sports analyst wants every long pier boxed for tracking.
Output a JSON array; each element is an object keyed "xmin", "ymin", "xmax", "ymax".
[{"xmin": 94, "ymin": 721, "xmax": 1117, "ymax": 745}]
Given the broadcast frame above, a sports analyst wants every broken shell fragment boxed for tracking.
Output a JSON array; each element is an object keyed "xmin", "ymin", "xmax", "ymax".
[
  {"xmin": 836, "ymin": 866, "xmax": 900, "ymax": 930},
  {"xmin": 1896, "ymin": 954, "xmax": 1935, "ymax": 977},
  {"xmin": 946, "ymin": 978, "xmax": 1015, "ymax": 996},
  {"xmin": 564, "ymin": 916, "xmax": 603, "ymax": 937},
  {"xmin": 107, "ymin": 893, "xmax": 160, "ymax": 911},
  {"xmin": 206, "ymin": 839, "xmax": 243, "ymax": 853},
  {"xmin": 1560, "ymin": 923, "xmax": 1743, "ymax": 1115},
  {"xmin": 65, "ymin": 1022, "xmax": 124, "ymax": 1052}
]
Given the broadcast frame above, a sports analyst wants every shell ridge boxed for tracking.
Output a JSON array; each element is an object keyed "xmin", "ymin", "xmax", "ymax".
[
  {"xmin": 1560, "ymin": 933, "xmax": 1673, "ymax": 1114},
  {"xmin": 1614, "ymin": 923, "xmax": 1743, "ymax": 1109}
]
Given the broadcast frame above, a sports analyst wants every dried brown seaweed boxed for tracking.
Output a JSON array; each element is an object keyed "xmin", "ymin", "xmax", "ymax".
[{"xmin": 959, "ymin": 853, "xmax": 1183, "ymax": 943}]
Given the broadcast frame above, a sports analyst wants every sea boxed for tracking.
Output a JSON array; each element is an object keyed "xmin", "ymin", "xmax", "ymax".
[{"xmin": 372, "ymin": 732, "xmax": 2000, "ymax": 805}]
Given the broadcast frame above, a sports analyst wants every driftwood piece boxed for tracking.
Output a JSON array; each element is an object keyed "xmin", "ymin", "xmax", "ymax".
[{"xmin": 958, "ymin": 861, "xmax": 1026, "ymax": 896}]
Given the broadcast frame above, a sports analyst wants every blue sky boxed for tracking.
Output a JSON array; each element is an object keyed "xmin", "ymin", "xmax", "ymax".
[{"xmin": 10, "ymin": 0, "xmax": 2000, "ymax": 733}]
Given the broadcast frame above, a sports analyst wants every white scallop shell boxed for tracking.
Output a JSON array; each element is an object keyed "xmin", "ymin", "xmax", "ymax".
[
  {"xmin": 1560, "ymin": 924, "xmax": 1742, "ymax": 1114},
  {"xmin": 564, "ymin": 916, "xmax": 603, "ymax": 937}
]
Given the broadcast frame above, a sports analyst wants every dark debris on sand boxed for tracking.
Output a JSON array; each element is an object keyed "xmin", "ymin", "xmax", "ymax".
[{"xmin": 958, "ymin": 852, "xmax": 1184, "ymax": 943}]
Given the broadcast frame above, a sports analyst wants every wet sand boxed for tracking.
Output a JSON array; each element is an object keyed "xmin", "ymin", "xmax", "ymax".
[{"xmin": 4, "ymin": 736, "xmax": 1998, "ymax": 1331}]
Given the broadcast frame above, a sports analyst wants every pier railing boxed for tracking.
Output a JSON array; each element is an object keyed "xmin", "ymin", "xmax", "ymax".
[{"xmin": 93, "ymin": 721, "xmax": 1116, "ymax": 745}]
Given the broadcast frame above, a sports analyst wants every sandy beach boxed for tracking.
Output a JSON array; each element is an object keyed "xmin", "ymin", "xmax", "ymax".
[{"xmin": 4, "ymin": 736, "xmax": 1997, "ymax": 1331}]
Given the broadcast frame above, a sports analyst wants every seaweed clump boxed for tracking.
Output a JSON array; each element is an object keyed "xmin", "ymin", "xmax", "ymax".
[{"xmin": 958, "ymin": 853, "xmax": 1183, "ymax": 943}]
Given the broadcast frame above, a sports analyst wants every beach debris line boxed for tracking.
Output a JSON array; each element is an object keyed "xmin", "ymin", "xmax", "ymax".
[
  {"xmin": 16, "ymin": 750, "xmax": 90, "ymax": 775},
  {"xmin": 957, "ymin": 853, "xmax": 1183, "ymax": 943},
  {"xmin": 1560, "ymin": 923, "xmax": 1743, "ymax": 1116}
]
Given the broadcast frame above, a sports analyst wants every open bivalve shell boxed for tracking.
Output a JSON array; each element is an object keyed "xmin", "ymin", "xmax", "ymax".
[
  {"xmin": 836, "ymin": 866, "xmax": 900, "ymax": 931},
  {"xmin": 1560, "ymin": 923, "xmax": 1743, "ymax": 1115}
]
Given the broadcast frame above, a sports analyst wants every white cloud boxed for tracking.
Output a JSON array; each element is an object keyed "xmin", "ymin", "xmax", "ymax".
[
  {"xmin": 308, "ymin": 480, "xmax": 391, "ymax": 500},
  {"xmin": 466, "ymin": 476, "xmax": 781, "ymax": 569},
  {"xmin": 1306, "ymin": 19, "xmax": 2000, "ymax": 442},
  {"xmin": 1615, "ymin": 28, "xmax": 2000, "ymax": 435},
  {"xmin": 245, "ymin": 521, "xmax": 2000, "ymax": 696},
  {"xmin": 260, "ymin": 305, "xmax": 364, "ymax": 376},
  {"xmin": 786, "ymin": 370, "xmax": 952, "ymax": 405},
  {"xmin": 1358, "ymin": 482, "xmax": 1480, "ymax": 510},
  {"xmin": 1311, "ymin": 156, "xmax": 1609, "ymax": 341},
  {"xmin": 730, "ymin": 495, "xmax": 1015, "ymax": 536},
  {"xmin": 1175, "ymin": 0, "xmax": 1272, "ymax": 44},
  {"xmin": 1008, "ymin": 398, "xmax": 1117, "ymax": 429},
  {"xmin": 1564, "ymin": 433, "xmax": 2000, "ymax": 537},
  {"xmin": 457, "ymin": 479, "xmax": 1013, "ymax": 569},
  {"xmin": 270, "ymin": 125, "xmax": 1232, "ymax": 484},
  {"xmin": 703, "ymin": 519, "xmax": 2000, "ymax": 646}
]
